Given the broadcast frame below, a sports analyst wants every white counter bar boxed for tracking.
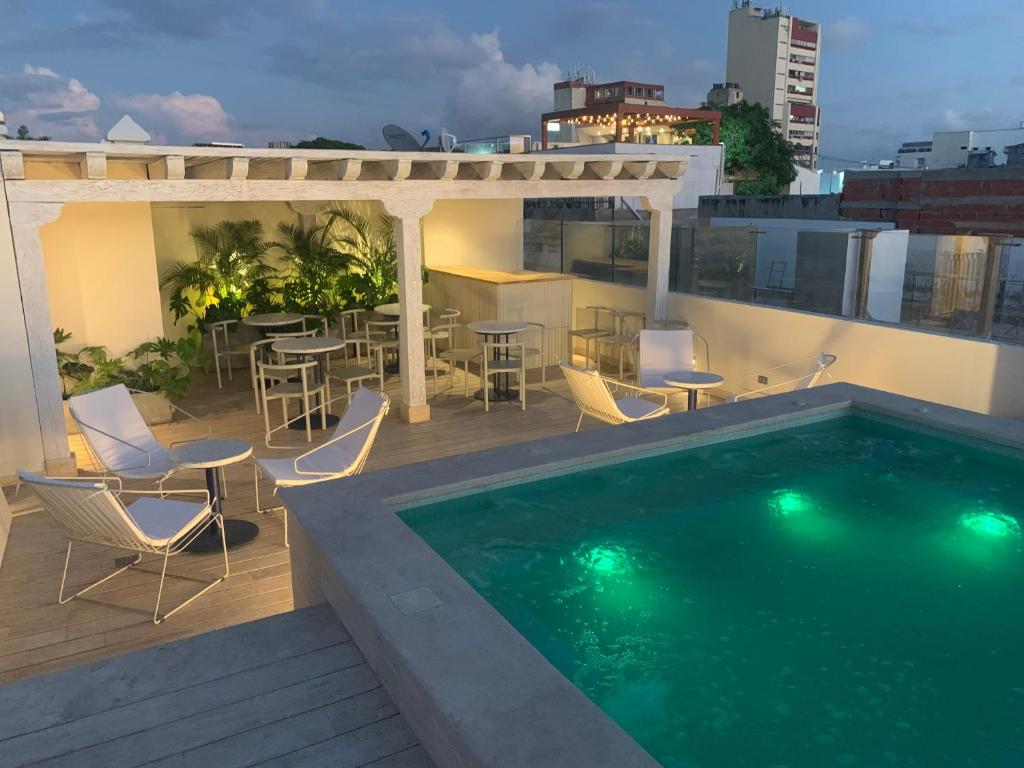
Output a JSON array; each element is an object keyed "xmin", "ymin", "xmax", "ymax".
[{"xmin": 424, "ymin": 266, "xmax": 575, "ymax": 366}]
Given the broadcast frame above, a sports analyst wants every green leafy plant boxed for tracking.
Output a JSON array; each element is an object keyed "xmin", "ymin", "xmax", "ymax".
[
  {"xmin": 687, "ymin": 100, "xmax": 797, "ymax": 195},
  {"xmin": 326, "ymin": 207, "xmax": 401, "ymax": 308},
  {"xmin": 128, "ymin": 329, "xmax": 212, "ymax": 400},
  {"xmin": 160, "ymin": 219, "xmax": 277, "ymax": 330},
  {"xmin": 54, "ymin": 328, "xmax": 94, "ymax": 398},
  {"xmin": 55, "ymin": 327, "xmax": 210, "ymax": 401},
  {"xmin": 293, "ymin": 137, "xmax": 366, "ymax": 150},
  {"xmin": 272, "ymin": 220, "xmax": 350, "ymax": 320}
]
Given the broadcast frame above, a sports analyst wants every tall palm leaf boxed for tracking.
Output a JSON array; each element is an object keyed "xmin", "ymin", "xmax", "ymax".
[
  {"xmin": 325, "ymin": 207, "xmax": 400, "ymax": 308},
  {"xmin": 160, "ymin": 219, "xmax": 276, "ymax": 327},
  {"xmin": 272, "ymin": 220, "xmax": 350, "ymax": 318}
]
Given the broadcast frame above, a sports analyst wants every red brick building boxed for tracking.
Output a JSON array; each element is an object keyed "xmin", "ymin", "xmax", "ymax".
[{"xmin": 840, "ymin": 168, "xmax": 1024, "ymax": 236}]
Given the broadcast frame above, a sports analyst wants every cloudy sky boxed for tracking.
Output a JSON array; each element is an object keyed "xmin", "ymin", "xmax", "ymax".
[{"xmin": 1, "ymin": 0, "xmax": 1022, "ymax": 169}]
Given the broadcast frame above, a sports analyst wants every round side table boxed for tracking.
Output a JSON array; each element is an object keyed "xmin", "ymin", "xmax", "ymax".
[{"xmin": 171, "ymin": 439, "xmax": 257, "ymax": 552}]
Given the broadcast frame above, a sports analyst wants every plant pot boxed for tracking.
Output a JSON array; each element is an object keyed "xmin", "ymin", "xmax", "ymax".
[{"xmin": 64, "ymin": 391, "xmax": 173, "ymax": 435}]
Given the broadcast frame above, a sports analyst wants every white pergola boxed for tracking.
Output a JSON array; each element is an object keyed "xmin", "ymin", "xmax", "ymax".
[{"xmin": 0, "ymin": 141, "xmax": 686, "ymax": 472}]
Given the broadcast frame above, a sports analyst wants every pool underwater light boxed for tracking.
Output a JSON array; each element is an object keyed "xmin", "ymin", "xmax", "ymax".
[
  {"xmin": 959, "ymin": 510, "xmax": 1021, "ymax": 538},
  {"xmin": 770, "ymin": 489, "xmax": 812, "ymax": 517},
  {"xmin": 579, "ymin": 545, "xmax": 631, "ymax": 576}
]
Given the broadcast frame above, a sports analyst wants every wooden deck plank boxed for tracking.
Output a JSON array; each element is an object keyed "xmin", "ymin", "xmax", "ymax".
[
  {"xmin": 0, "ymin": 605, "xmax": 345, "ymax": 739},
  {"xmin": 4, "ymin": 642, "xmax": 362, "ymax": 764},
  {"xmin": 0, "ymin": 606, "xmax": 430, "ymax": 768},
  {"xmin": 259, "ymin": 714, "xmax": 423, "ymax": 768}
]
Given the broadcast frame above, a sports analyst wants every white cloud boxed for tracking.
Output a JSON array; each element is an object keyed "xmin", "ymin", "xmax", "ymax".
[
  {"xmin": 117, "ymin": 91, "xmax": 232, "ymax": 141},
  {"xmin": 828, "ymin": 17, "xmax": 868, "ymax": 50},
  {"xmin": 443, "ymin": 31, "xmax": 560, "ymax": 138},
  {"xmin": 0, "ymin": 64, "xmax": 102, "ymax": 138},
  {"xmin": 942, "ymin": 108, "xmax": 967, "ymax": 130}
]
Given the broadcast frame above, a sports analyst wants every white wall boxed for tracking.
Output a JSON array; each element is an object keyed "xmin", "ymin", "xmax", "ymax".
[
  {"xmin": 541, "ymin": 143, "xmax": 723, "ymax": 210},
  {"xmin": 42, "ymin": 202, "xmax": 165, "ymax": 355},
  {"xmin": 572, "ymin": 278, "xmax": 1024, "ymax": 417},
  {"xmin": 422, "ymin": 199, "xmax": 523, "ymax": 271},
  {"xmin": 0, "ymin": 177, "xmax": 45, "ymax": 478}
]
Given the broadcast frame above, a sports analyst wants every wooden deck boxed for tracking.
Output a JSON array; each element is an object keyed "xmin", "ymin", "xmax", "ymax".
[
  {"xmin": 0, "ymin": 604, "xmax": 434, "ymax": 767},
  {"xmin": 0, "ymin": 361, "xmax": 608, "ymax": 684}
]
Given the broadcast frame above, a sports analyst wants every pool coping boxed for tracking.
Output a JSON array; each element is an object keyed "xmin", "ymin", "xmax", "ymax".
[{"xmin": 280, "ymin": 383, "xmax": 1024, "ymax": 767}]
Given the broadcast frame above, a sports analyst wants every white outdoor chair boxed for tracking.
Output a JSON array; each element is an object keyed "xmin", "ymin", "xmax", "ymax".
[
  {"xmin": 337, "ymin": 308, "xmax": 369, "ymax": 365},
  {"xmin": 209, "ymin": 320, "xmax": 249, "ymax": 390},
  {"xmin": 560, "ymin": 362, "xmax": 669, "ymax": 431},
  {"xmin": 258, "ymin": 360, "xmax": 326, "ymax": 444},
  {"xmin": 253, "ymin": 389, "xmax": 390, "ymax": 546},
  {"xmin": 17, "ymin": 471, "xmax": 228, "ymax": 624},
  {"xmin": 638, "ymin": 328, "xmax": 696, "ymax": 399},
  {"xmin": 362, "ymin": 319, "xmax": 399, "ymax": 379},
  {"xmin": 328, "ymin": 361, "xmax": 381, "ymax": 405},
  {"xmin": 596, "ymin": 310, "xmax": 645, "ymax": 381},
  {"xmin": 68, "ymin": 384, "xmax": 206, "ymax": 486},
  {"xmin": 302, "ymin": 315, "xmax": 330, "ymax": 336},
  {"xmin": 733, "ymin": 353, "xmax": 838, "ymax": 401},
  {"xmin": 570, "ymin": 305, "xmax": 615, "ymax": 367},
  {"xmin": 481, "ymin": 341, "xmax": 527, "ymax": 412},
  {"xmin": 512, "ymin": 321, "xmax": 547, "ymax": 389}
]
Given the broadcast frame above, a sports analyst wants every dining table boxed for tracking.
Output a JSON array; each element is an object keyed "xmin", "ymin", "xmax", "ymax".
[
  {"xmin": 466, "ymin": 320, "xmax": 529, "ymax": 402},
  {"xmin": 271, "ymin": 336, "xmax": 347, "ymax": 429}
]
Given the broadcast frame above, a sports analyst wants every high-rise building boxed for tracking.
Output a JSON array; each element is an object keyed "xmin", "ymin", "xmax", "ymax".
[{"xmin": 726, "ymin": 2, "xmax": 821, "ymax": 168}]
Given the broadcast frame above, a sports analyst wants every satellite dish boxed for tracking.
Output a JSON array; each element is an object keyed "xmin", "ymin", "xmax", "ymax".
[{"xmin": 383, "ymin": 124, "xmax": 422, "ymax": 152}]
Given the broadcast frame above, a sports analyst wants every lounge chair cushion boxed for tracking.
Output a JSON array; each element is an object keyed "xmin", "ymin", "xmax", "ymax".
[
  {"xmin": 125, "ymin": 497, "xmax": 211, "ymax": 546},
  {"xmin": 616, "ymin": 396, "xmax": 668, "ymax": 420},
  {"xmin": 257, "ymin": 388, "xmax": 387, "ymax": 486},
  {"xmin": 68, "ymin": 384, "xmax": 177, "ymax": 480}
]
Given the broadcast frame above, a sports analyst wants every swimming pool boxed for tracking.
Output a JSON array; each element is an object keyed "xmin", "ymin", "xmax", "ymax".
[{"xmin": 400, "ymin": 415, "xmax": 1024, "ymax": 767}]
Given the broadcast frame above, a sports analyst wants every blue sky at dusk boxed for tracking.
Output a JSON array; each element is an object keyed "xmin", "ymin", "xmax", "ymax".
[{"xmin": 1, "ymin": 0, "xmax": 1022, "ymax": 169}]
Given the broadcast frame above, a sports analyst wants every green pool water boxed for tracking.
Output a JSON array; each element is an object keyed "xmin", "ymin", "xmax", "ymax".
[{"xmin": 400, "ymin": 415, "xmax": 1024, "ymax": 767}]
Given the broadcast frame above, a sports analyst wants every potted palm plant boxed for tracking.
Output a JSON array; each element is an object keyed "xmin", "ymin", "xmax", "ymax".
[
  {"xmin": 325, "ymin": 207, "xmax": 402, "ymax": 308},
  {"xmin": 272, "ymin": 219, "xmax": 351, "ymax": 321},
  {"xmin": 160, "ymin": 219, "xmax": 278, "ymax": 331}
]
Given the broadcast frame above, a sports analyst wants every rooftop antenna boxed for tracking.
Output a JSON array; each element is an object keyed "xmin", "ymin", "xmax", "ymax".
[{"xmin": 440, "ymin": 128, "xmax": 457, "ymax": 153}]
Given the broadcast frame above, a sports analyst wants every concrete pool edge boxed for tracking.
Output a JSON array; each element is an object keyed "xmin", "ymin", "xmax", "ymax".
[{"xmin": 280, "ymin": 383, "xmax": 1024, "ymax": 767}]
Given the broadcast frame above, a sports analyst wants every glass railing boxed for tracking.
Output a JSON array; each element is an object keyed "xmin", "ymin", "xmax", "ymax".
[{"xmin": 523, "ymin": 210, "xmax": 1024, "ymax": 345}]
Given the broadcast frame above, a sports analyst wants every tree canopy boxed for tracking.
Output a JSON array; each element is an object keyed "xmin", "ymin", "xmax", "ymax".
[
  {"xmin": 686, "ymin": 101, "xmax": 796, "ymax": 195},
  {"xmin": 16, "ymin": 125, "xmax": 51, "ymax": 141},
  {"xmin": 293, "ymin": 137, "xmax": 366, "ymax": 150}
]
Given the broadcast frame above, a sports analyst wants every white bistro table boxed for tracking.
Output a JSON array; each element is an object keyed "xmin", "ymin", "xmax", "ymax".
[
  {"xmin": 373, "ymin": 302, "xmax": 431, "ymax": 317},
  {"xmin": 170, "ymin": 438, "xmax": 256, "ymax": 552},
  {"xmin": 272, "ymin": 336, "xmax": 347, "ymax": 429},
  {"xmin": 372, "ymin": 303, "xmax": 432, "ymax": 373},
  {"xmin": 242, "ymin": 312, "xmax": 305, "ymax": 334},
  {"xmin": 467, "ymin": 320, "xmax": 528, "ymax": 402},
  {"xmin": 663, "ymin": 370, "xmax": 724, "ymax": 411}
]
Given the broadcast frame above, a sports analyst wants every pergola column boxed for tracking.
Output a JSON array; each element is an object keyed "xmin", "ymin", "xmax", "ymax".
[
  {"xmin": 7, "ymin": 201, "xmax": 74, "ymax": 472},
  {"xmin": 382, "ymin": 198, "xmax": 435, "ymax": 423},
  {"xmin": 640, "ymin": 193, "xmax": 675, "ymax": 326}
]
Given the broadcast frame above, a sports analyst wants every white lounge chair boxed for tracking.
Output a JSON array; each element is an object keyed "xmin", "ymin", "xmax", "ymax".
[
  {"xmin": 733, "ymin": 353, "xmax": 837, "ymax": 401},
  {"xmin": 17, "ymin": 471, "xmax": 228, "ymax": 624},
  {"xmin": 253, "ymin": 388, "xmax": 390, "ymax": 545},
  {"xmin": 638, "ymin": 329, "xmax": 697, "ymax": 402},
  {"xmin": 68, "ymin": 383, "xmax": 205, "ymax": 485},
  {"xmin": 560, "ymin": 362, "xmax": 669, "ymax": 431}
]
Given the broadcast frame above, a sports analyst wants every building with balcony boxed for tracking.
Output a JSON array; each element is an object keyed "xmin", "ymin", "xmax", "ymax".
[
  {"xmin": 540, "ymin": 76, "xmax": 719, "ymax": 150},
  {"xmin": 726, "ymin": 1, "xmax": 821, "ymax": 168}
]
